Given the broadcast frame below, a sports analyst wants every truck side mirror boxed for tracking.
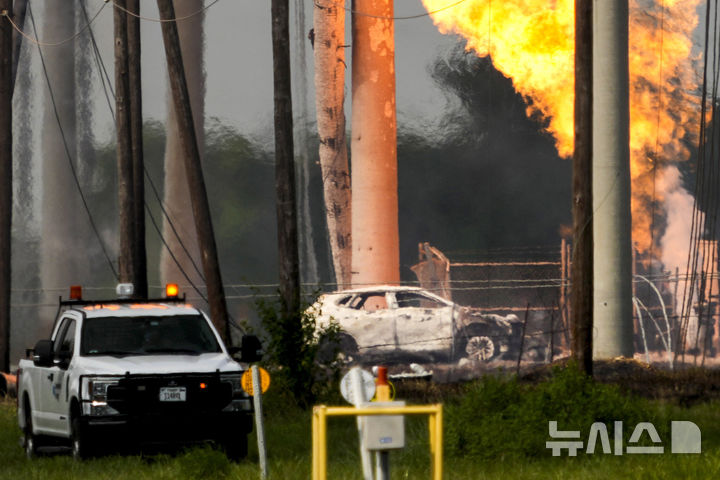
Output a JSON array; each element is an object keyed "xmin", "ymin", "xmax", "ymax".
[
  {"xmin": 238, "ymin": 335, "xmax": 263, "ymax": 363},
  {"xmin": 32, "ymin": 340, "xmax": 54, "ymax": 368}
]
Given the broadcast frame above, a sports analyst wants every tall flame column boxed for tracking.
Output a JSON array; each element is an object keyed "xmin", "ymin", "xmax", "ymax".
[
  {"xmin": 351, "ymin": 0, "xmax": 400, "ymax": 287},
  {"xmin": 592, "ymin": 0, "xmax": 634, "ymax": 358}
]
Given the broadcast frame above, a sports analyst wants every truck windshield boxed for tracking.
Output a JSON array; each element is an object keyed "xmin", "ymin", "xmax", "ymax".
[{"xmin": 81, "ymin": 315, "xmax": 222, "ymax": 356}]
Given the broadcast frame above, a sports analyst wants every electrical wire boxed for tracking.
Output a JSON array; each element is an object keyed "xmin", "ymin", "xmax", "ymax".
[
  {"xmin": 77, "ymin": 1, "xmax": 247, "ymax": 333},
  {"xmin": 79, "ymin": 0, "xmax": 115, "ymax": 118},
  {"xmin": 79, "ymin": 0, "xmax": 206, "ymax": 284},
  {"xmin": 27, "ymin": 1, "xmax": 119, "ymax": 281},
  {"xmin": 675, "ymin": 0, "xmax": 719, "ymax": 364},
  {"xmin": 314, "ymin": 0, "xmax": 469, "ymax": 21},
  {"xmin": 3, "ymin": 1, "xmax": 107, "ymax": 47},
  {"xmin": 110, "ymin": 0, "xmax": 221, "ymax": 23},
  {"xmin": 649, "ymin": 0, "xmax": 666, "ymax": 261}
]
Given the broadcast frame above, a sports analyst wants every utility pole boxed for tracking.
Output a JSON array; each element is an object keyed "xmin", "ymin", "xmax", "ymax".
[
  {"xmin": 351, "ymin": 0, "xmax": 399, "ymax": 287},
  {"xmin": 593, "ymin": 0, "xmax": 634, "ymax": 359},
  {"xmin": 126, "ymin": 0, "xmax": 147, "ymax": 298},
  {"xmin": 271, "ymin": 0, "xmax": 300, "ymax": 316},
  {"xmin": 0, "ymin": 0, "xmax": 12, "ymax": 372},
  {"xmin": 156, "ymin": 0, "xmax": 230, "ymax": 342},
  {"xmin": 571, "ymin": 0, "xmax": 593, "ymax": 376},
  {"xmin": 114, "ymin": 0, "xmax": 136, "ymax": 295}
]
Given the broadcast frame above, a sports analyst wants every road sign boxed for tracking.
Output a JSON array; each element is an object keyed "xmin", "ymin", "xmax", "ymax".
[
  {"xmin": 241, "ymin": 367, "xmax": 270, "ymax": 395},
  {"xmin": 340, "ymin": 367, "xmax": 375, "ymax": 405}
]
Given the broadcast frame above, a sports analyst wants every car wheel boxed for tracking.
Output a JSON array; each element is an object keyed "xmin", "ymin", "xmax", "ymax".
[
  {"xmin": 23, "ymin": 400, "xmax": 40, "ymax": 459},
  {"xmin": 454, "ymin": 327, "xmax": 497, "ymax": 362},
  {"xmin": 466, "ymin": 336, "xmax": 495, "ymax": 361},
  {"xmin": 71, "ymin": 417, "xmax": 93, "ymax": 460}
]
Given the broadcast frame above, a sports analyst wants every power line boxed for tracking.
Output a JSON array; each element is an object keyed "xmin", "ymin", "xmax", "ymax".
[
  {"xmin": 76, "ymin": 1, "xmax": 246, "ymax": 333},
  {"xmin": 79, "ymin": 0, "xmax": 115, "ymax": 118},
  {"xmin": 3, "ymin": 1, "xmax": 107, "ymax": 47},
  {"xmin": 79, "ymin": 0, "xmax": 206, "ymax": 283},
  {"xmin": 314, "ymin": 0, "xmax": 469, "ymax": 21},
  {"xmin": 27, "ymin": 1, "xmax": 119, "ymax": 280},
  {"xmin": 110, "ymin": 0, "xmax": 221, "ymax": 23}
]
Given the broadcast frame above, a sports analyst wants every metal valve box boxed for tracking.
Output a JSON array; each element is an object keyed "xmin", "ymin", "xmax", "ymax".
[{"xmin": 360, "ymin": 401, "xmax": 406, "ymax": 450}]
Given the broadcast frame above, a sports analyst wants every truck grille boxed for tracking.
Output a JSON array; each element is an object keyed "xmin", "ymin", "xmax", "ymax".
[{"xmin": 106, "ymin": 374, "xmax": 233, "ymax": 415}]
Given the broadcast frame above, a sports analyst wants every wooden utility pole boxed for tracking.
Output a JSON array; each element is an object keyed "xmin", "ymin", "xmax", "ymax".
[
  {"xmin": 156, "ymin": 0, "xmax": 230, "ymax": 342},
  {"xmin": 126, "ymin": 0, "xmax": 147, "ymax": 298},
  {"xmin": 114, "ymin": 0, "xmax": 136, "ymax": 295},
  {"xmin": 271, "ymin": 0, "xmax": 301, "ymax": 316},
  {"xmin": 571, "ymin": 0, "xmax": 593, "ymax": 376},
  {"xmin": 0, "ymin": 0, "xmax": 13, "ymax": 372}
]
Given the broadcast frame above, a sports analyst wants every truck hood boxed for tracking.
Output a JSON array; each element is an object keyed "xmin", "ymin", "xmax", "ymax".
[{"xmin": 74, "ymin": 353, "xmax": 243, "ymax": 375}]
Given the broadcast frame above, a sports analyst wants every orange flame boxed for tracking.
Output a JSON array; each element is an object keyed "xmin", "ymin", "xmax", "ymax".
[{"xmin": 423, "ymin": 0, "xmax": 701, "ymax": 255}]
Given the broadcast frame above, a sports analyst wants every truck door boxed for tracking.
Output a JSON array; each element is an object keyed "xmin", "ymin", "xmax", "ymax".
[{"xmin": 43, "ymin": 317, "xmax": 76, "ymax": 435}]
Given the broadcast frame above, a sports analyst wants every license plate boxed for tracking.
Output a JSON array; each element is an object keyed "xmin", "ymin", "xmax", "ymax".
[{"xmin": 159, "ymin": 387, "xmax": 186, "ymax": 402}]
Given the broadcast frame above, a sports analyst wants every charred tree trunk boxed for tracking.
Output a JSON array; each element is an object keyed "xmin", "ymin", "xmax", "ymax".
[
  {"xmin": 272, "ymin": 0, "xmax": 301, "ymax": 316},
  {"xmin": 0, "ymin": 0, "xmax": 13, "ymax": 372},
  {"xmin": 350, "ymin": 0, "xmax": 399, "ymax": 287},
  {"xmin": 571, "ymin": 0, "xmax": 593, "ymax": 376},
  {"xmin": 160, "ymin": 0, "xmax": 205, "ymax": 293},
  {"xmin": 127, "ymin": 0, "xmax": 147, "ymax": 298},
  {"xmin": 313, "ymin": 0, "xmax": 351, "ymax": 290},
  {"xmin": 157, "ymin": 0, "xmax": 230, "ymax": 342},
  {"xmin": 114, "ymin": 0, "xmax": 136, "ymax": 293}
]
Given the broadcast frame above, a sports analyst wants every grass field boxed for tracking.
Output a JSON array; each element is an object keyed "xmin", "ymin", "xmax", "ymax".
[{"xmin": 2, "ymin": 379, "xmax": 720, "ymax": 480}]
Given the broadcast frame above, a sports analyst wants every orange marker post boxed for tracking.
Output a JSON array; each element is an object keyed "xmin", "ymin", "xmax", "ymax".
[{"xmin": 375, "ymin": 366, "xmax": 390, "ymax": 402}]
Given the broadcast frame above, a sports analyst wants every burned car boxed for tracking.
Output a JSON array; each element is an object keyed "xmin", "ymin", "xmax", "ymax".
[{"xmin": 310, "ymin": 286, "xmax": 519, "ymax": 364}]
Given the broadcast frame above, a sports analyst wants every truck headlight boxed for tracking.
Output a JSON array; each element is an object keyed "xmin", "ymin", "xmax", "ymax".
[
  {"xmin": 220, "ymin": 374, "xmax": 252, "ymax": 412},
  {"xmin": 82, "ymin": 377, "xmax": 121, "ymax": 416}
]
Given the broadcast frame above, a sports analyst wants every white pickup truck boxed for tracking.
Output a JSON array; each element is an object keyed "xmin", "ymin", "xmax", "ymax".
[{"xmin": 16, "ymin": 285, "xmax": 262, "ymax": 460}]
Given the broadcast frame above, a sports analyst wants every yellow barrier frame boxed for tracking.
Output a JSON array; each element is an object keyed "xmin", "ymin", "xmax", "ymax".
[{"xmin": 312, "ymin": 404, "xmax": 443, "ymax": 480}]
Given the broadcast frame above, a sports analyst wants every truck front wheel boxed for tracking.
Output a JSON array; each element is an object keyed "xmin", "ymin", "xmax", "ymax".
[{"xmin": 71, "ymin": 417, "xmax": 94, "ymax": 460}]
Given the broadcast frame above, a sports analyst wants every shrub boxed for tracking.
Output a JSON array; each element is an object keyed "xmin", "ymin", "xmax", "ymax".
[
  {"xmin": 445, "ymin": 365, "xmax": 661, "ymax": 459},
  {"xmin": 255, "ymin": 295, "xmax": 341, "ymax": 408}
]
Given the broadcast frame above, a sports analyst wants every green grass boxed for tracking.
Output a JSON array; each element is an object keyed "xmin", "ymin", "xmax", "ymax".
[{"xmin": 2, "ymin": 375, "xmax": 720, "ymax": 480}]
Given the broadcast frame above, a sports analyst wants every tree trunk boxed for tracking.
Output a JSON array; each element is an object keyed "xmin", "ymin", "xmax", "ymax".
[
  {"xmin": 114, "ymin": 0, "xmax": 135, "ymax": 292},
  {"xmin": 272, "ymin": 0, "xmax": 300, "ymax": 316},
  {"xmin": 157, "ymin": 0, "xmax": 230, "ymax": 343},
  {"xmin": 160, "ymin": 0, "xmax": 205, "ymax": 295},
  {"xmin": 571, "ymin": 0, "xmax": 593, "ymax": 376},
  {"xmin": 0, "ymin": 0, "xmax": 12, "ymax": 372},
  {"xmin": 350, "ymin": 0, "xmax": 399, "ymax": 287},
  {"xmin": 313, "ymin": 0, "xmax": 351, "ymax": 290},
  {"xmin": 127, "ymin": 0, "xmax": 147, "ymax": 299}
]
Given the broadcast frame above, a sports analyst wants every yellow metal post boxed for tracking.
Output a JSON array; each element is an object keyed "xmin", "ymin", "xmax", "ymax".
[
  {"xmin": 434, "ymin": 406, "xmax": 443, "ymax": 480},
  {"xmin": 312, "ymin": 407, "xmax": 319, "ymax": 480},
  {"xmin": 311, "ymin": 404, "xmax": 443, "ymax": 480}
]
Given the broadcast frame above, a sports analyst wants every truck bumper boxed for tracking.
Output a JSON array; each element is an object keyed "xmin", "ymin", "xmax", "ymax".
[{"xmin": 81, "ymin": 409, "xmax": 253, "ymax": 447}]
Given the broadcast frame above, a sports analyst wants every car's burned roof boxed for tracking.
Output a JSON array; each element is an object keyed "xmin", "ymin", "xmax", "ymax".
[{"xmin": 324, "ymin": 285, "xmax": 434, "ymax": 295}]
